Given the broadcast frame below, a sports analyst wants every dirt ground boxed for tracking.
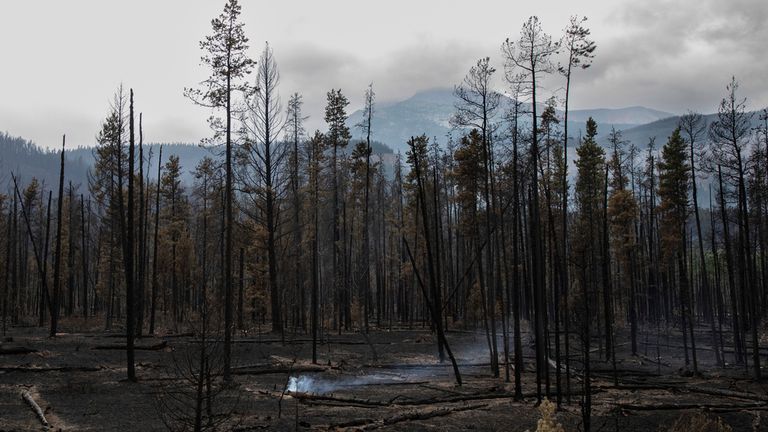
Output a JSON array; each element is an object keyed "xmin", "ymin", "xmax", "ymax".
[{"xmin": 1, "ymin": 318, "xmax": 767, "ymax": 431}]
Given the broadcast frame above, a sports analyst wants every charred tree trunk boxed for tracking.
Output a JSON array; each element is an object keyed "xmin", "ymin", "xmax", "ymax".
[
  {"xmin": 149, "ymin": 146, "xmax": 162, "ymax": 336},
  {"xmin": 115, "ymin": 90, "xmax": 137, "ymax": 382},
  {"xmin": 51, "ymin": 137, "xmax": 66, "ymax": 337},
  {"xmin": 80, "ymin": 195, "xmax": 89, "ymax": 318},
  {"xmin": 718, "ymin": 165, "xmax": 744, "ymax": 364},
  {"xmin": 66, "ymin": 184, "xmax": 75, "ymax": 317},
  {"xmin": 223, "ymin": 65, "xmax": 234, "ymax": 382},
  {"xmin": 136, "ymin": 114, "xmax": 145, "ymax": 337},
  {"xmin": 601, "ymin": 166, "xmax": 613, "ymax": 365},
  {"xmin": 238, "ymin": 248, "xmax": 244, "ymax": 330}
]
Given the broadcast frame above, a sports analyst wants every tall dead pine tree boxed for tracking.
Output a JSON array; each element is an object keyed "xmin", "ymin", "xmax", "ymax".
[{"xmin": 185, "ymin": 0, "xmax": 255, "ymax": 380}]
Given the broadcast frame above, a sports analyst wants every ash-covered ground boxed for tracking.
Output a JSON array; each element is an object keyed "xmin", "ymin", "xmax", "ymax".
[{"xmin": 1, "ymin": 319, "xmax": 767, "ymax": 431}]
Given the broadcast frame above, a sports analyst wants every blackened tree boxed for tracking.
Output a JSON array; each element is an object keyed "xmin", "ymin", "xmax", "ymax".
[{"xmin": 185, "ymin": 0, "xmax": 255, "ymax": 380}]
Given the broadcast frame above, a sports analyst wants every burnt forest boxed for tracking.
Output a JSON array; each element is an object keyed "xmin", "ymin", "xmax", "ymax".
[{"xmin": 1, "ymin": 1, "xmax": 768, "ymax": 430}]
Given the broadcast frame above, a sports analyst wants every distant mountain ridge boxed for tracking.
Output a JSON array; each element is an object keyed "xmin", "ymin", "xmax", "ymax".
[
  {"xmin": 567, "ymin": 106, "xmax": 675, "ymax": 126},
  {"xmin": 347, "ymin": 88, "xmax": 676, "ymax": 153},
  {"xmin": 1, "ymin": 133, "xmax": 396, "ymax": 189},
  {"xmin": 0, "ymin": 133, "xmax": 212, "ymax": 189},
  {"xmin": 608, "ymin": 111, "xmax": 764, "ymax": 150}
]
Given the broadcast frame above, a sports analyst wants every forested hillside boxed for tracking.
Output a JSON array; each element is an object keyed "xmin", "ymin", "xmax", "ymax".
[{"xmin": 0, "ymin": 132, "xmax": 90, "ymax": 187}]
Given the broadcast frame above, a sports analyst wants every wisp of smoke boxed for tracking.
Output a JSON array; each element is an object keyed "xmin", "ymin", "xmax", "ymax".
[
  {"xmin": 286, "ymin": 373, "xmax": 411, "ymax": 394},
  {"xmin": 286, "ymin": 375, "xmax": 328, "ymax": 393}
]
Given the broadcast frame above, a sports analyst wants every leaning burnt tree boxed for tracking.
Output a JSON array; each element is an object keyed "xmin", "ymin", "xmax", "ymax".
[{"xmin": 406, "ymin": 135, "xmax": 462, "ymax": 386}]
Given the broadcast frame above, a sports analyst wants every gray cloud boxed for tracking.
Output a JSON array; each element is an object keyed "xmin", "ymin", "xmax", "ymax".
[
  {"xmin": 274, "ymin": 40, "xmax": 481, "ymax": 133},
  {"xmin": 374, "ymin": 42, "xmax": 481, "ymax": 100},
  {"xmin": 1, "ymin": 0, "xmax": 765, "ymax": 149},
  {"xmin": 574, "ymin": 0, "xmax": 768, "ymax": 113}
]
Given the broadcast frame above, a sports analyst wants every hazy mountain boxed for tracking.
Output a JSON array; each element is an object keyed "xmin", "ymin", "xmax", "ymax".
[
  {"xmin": 568, "ymin": 106, "xmax": 674, "ymax": 127},
  {"xmin": 603, "ymin": 110, "xmax": 764, "ymax": 150},
  {"xmin": 347, "ymin": 88, "xmax": 675, "ymax": 153}
]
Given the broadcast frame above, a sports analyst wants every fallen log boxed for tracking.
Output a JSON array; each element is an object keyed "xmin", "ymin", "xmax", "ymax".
[
  {"xmin": 608, "ymin": 377, "xmax": 688, "ymax": 386},
  {"xmin": 375, "ymin": 403, "xmax": 488, "ymax": 428},
  {"xmin": 708, "ymin": 406, "xmax": 768, "ymax": 413},
  {"xmin": 591, "ymin": 368, "xmax": 659, "ymax": 377},
  {"xmin": 292, "ymin": 389, "xmax": 545, "ymax": 407},
  {"xmin": 157, "ymin": 332, "xmax": 194, "ymax": 338},
  {"xmin": 329, "ymin": 403, "xmax": 489, "ymax": 430},
  {"xmin": 92, "ymin": 341, "xmax": 167, "ymax": 351},
  {"xmin": 617, "ymin": 401, "xmax": 767, "ymax": 411},
  {"xmin": 231, "ymin": 365, "xmax": 328, "ymax": 376},
  {"xmin": 362, "ymin": 362, "xmax": 492, "ymax": 370},
  {"xmin": 290, "ymin": 392, "xmax": 389, "ymax": 407},
  {"xmin": 595, "ymin": 383, "xmax": 679, "ymax": 392},
  {"xmin": 684, "ymin": 385, "xmax": 768, "ymax": 402},
  {"xmin": 82, "ymin": 332, "xmax": 192, "ymax": 338},
  {"xmin": 21, "ymin": 390, "xmax": 49, "ymax": 427},
  {"xmin": 198, "ymin": 338, "xmax": 392, "ymax": 346},
  {"xmin": 0, "ymin": 346, "xmax": 37, "ymax": 355},
  {"xmin": 1, "ymin": 365, "xmax": 101, "ymax": 373},
  {"xmin": 639, "ymin": 341, "xmax": 768, "ymax": 353},
  {"xmin": 598, "ymin": 380, "xmax": 768, "ymax": 403}
]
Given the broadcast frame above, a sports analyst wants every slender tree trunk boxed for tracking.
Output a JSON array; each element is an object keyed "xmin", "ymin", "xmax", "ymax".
[
  {"xmin": 3, "ymin": 204, "xmax": 13, "ymax": 335},
  {"xmin": 332, "ymin": 141, "xmax": 341, "ymax": 334},
  {"xmin": 689, "ymin": 135, "xmax": 721, "ymax": 366},
  {"xmin": 601, "ymin": 166, "xmax": 613, "ymax": 364},
  {"xmin": 67, "ymin": 184, "xmax": 75, "ymax": 317},
  {"xmin": 529, "ymin": 71, "xmax": 547, "ymax": 403},
  {"xmin": 512, "ymin": 129, "xmax": 523, "ymax": 399},
  {"xmin": 120, "ymin": 92, "xmax": 136, "ymax": 381},
  {"xmin": 736, "ymin": 155, "xmax": 761, "ymax": 379},
  {"xmin": 291, "ymin": 116, "xmax": 304, "ymax": 332},
  {"xmin": 223, "ymin": 63, "xmax": 234, "ymax": 381},
  {"xmin": 562, "ymin": 61, "xmax": 572, "ymax": 406},
  {"xmin": 150, "ymin": 146, "xmax": 162, "ymax": 335},
  {"xmin": 581, "ymin": 267, "xmax": 592, "ymax": 432},
  {"xmin": 238, "ymin": 248, "xmax": 244, "ymax": 330},
  {"xmin": 136, "ymin": 115, "xmax": 145, "ymax": 337},
  {"xmin": 431, "ymin": 163, "xmax": 446, "ymax": 358},
  {"xmin": 80, "ymin": 195, "xmax": 88, "ymax": 318},
  {"xmin": 362, "ymin": 105, "xmax": 372, "ymax": 334},
  {"xmin": 679, "ymin": 232, "xmax": 698, "ymax": 375},
  {"xmin": 312, "ymin": 166, "xmax": 319, "ymax": 363},
  {"xmin": 41, "ymin": 192, "xmax": 52, "ymax": 328},
  {"xmin": 51, "ymin": 137, "xmax": 66, "ymax": 337},
  {"xmin": 201, "ymin": 178, "xmax": 208, "ymax": 318},
  {"xmin": 719, "ymin": 166, "xmax": 743, "ymax": 364}
]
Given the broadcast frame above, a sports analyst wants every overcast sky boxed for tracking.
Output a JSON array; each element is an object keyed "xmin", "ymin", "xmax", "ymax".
[{"xmin": 1, "ymin": 0, "xmax": 766, "ymax": 149}]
